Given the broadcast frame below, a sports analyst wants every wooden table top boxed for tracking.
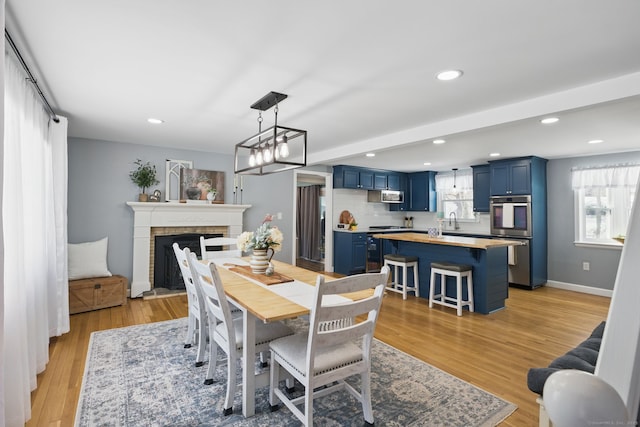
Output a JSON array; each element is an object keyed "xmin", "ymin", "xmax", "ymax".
[
  {"xmin": 372, "ymin": 232, "xmax": 523, "ymax": 249},
  {"xmin": 215, "ymin": 259, "xmax": 372, "ymax": 322}
]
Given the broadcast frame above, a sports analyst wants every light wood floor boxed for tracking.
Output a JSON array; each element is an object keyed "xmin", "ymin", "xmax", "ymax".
[{"xmin": 27, "ymin": 285, "xmax": 610, "ymax": 426}]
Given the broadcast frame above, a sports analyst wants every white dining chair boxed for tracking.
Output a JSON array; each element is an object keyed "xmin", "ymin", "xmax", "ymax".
[
  {"xmin": 187, "ymin": 251, "xmax": 294, "ymax": 416},
  {"xmin": 199, "ymin": 236, "xmax": 242, "ymax": 260},
  {"xmin": 268, "ymin": 266, "xmax": 389, "ymax": 426},
  {"xmin": 172, "ymin": 244, "xmax": 208, "ymax": 367}
]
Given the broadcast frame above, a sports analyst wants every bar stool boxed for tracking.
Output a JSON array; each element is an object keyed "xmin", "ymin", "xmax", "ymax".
[
  {"xmin": 383, "ymin": 254, "xmax": 419, "ymax": 300},
  {"xmin": 429, "ymin": 261, "xmax": 474, "ymax": 316}
]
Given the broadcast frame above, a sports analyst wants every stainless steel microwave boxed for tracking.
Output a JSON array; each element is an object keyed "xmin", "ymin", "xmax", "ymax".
[
  {"xmin": 367, "ymin": 190, "xmax": 404, "ymax": 204},
  {"xmin": 490, "ymin": 195, "xmax": 532, "ymax": 237}
]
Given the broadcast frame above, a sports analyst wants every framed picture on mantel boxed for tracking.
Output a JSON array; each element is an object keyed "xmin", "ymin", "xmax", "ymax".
[{"xmin": 179, "ymin": 168, "xmax": 225, "ymax": 203}]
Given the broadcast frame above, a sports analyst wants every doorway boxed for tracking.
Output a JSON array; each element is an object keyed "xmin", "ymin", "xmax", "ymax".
[{"xmin": 294, "ymin": 171, "xmax": 333, "ymax": 272}]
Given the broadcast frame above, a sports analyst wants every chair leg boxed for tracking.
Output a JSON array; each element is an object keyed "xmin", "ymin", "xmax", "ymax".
[
  {"xmin": 223, "ymin": 352, "xmax": 237, "ymax": 415},
  {"xmin": 361, "ymin": 370, "xmax": 375, "ymax": 425},
  {"xmin": 204, "ymin": 342, "xmax": 218, "ymax": 385},
  {"xmin": 429, "ymin": 270, "xmax": 435, "ymax": 307},
  {"xmin": 402, "ymin": 264, "xmax": 408, "ymax": 300},
  {"xmin": 195, "ymin": 317, "xmax": 207, "ymax": 367},
  {"xmin": 184, "ymin": 313, "xmax": 195, "ymax": 348},
  {"xmin": 456, "ymin": 274, "xmax": 463, "ymax": 316},
  {"xmin": 304, "ymin": 385, "xmax": 314, "ymax": 427},
  {"xmin": 269, "ymin": 353, "xmax": 281, "ymax": 410},
  {"xmin": 467, "ymin": 273, "xmax": 475, "ymax": 312},
  {"xmin": 413, "ymin": 263, "xmax": 420, "ymax": 297}
]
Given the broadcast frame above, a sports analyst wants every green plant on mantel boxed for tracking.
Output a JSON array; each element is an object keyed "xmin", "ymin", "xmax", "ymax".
[{"xmin": 129, "ymin": 159, "xmax": 159, "ymax": 196}]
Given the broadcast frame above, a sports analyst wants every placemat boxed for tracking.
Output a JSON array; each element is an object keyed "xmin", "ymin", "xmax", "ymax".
[{"xmin": 225, "ymin": 264, "xmax": 294, "ymax": 285}]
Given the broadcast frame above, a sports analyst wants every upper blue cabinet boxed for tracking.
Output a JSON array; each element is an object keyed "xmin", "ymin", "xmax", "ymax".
[
  {"xmin": 334, "ymin": 165, "xmax": 403, "ymax": 191},
  {"xmin": 489, "ymin": 156, "xmax": 546, "ymax": 196},
  {"xmin": 407, "ymin": 171, "xmax": 436, "ymax": 211},
  {"xmin": 471, "ymin": 164, "xmax": 491, "ymax": 212},
  {"xmin": 334, "ymin": 165, "xmax": 374, "ymax": 190}
]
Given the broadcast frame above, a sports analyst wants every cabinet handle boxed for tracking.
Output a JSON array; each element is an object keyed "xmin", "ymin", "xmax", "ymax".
[{"xmin": 94, "ymin": 284, "xmax": 101, "ymax": 289}]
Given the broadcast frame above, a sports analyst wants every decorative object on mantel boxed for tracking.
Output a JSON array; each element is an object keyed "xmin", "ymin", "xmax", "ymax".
[
  {"xmin": 179, "ymin": 168, "xmax": 224, "ymax": 203},
  {"xmin": 165, "ymin": 159, "xmax": 192, "ymax": 202},
  {"xmin": 237, "ymin": 214, "xmax": 283, "ymax": 274},
  {"xmin": 206, "ymin": 188, "xmax": 217, "ymax": 202},
  {"xmin": 234, "ymin": 91, "xmax": 307, "ymax": 176},
  {"xmin": 129, "ymin": 159, "xmax": 160, "ymax": 202},
  {"xmin": 148, "ymin": 189, "xmax": 161, "ymax": 202}
]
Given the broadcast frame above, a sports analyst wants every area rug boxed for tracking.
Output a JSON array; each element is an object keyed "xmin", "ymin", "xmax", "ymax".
[{"xmin": 75, "ymin": 318, "xmax": 516, "ymax": 426}]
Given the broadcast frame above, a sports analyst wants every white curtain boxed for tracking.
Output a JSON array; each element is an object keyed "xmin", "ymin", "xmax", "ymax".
[
  {"xmin": 435, "ymin": 168, "xmax": 473, "ymax": 191},
  {"xmin": 3, "ymin": 51, "xmax": 69, "ymax": 426},
  {"xmin": 571, "ymin": 164, "xmax": 640, "ymax": 189}
]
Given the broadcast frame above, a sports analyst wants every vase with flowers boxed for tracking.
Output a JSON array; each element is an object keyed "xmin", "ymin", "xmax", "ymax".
[{"xmin": 237, "ymin": 214, "xmax": 283, "ymax": 274}]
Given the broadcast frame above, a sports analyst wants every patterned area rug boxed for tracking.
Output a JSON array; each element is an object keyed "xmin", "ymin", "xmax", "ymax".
[{"xmin": 75, "ymin": 318, "xmax": 516, "ymax": 426}]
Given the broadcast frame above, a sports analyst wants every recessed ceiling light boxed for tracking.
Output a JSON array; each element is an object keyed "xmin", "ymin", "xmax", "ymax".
[
  {"xmin": 588, "ymin": 139, "xmax": 604, "ymax": 144},
  {"xmin": 147, "ymin": 118, "xmax": 164, "ymax": 124},
  {"xmin": 432, "ymin": 139, "xmax": 446, "ymax": 145},
  {"xmin": 540, "ymin": 117, "xmax": 559, "ymax": 124},
  {"xmin": 423, "ymin": 162, "xmax": 432, "ymax": 166},
  {"xmin": 366, "ymin": 153, "xmax": 375, "ymax": 157},
  {"xmin": 436, "ymin": 70, "xmax": 463, "ymax": 81},
  {"xmin": 489, "ymin": 152, "xmax": 501, "ymax": 157}
]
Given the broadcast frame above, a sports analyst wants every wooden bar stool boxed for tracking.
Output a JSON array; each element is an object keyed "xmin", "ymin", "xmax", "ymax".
[
  {"xmin": 383, "ymin": 254, "xmax": 419, "ymax": 300},
  {"xmin": 429, "ymin": 261, "xmax": 474, "ymax": 316}
]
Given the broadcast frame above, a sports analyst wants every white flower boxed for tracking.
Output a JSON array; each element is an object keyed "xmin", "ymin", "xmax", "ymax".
[
  {"xmin": 236, "ymin": 231, "xmax": 254, "ymax": 251},
  {"xmin": 236, "ymin": 214, "xmax": 283, "ymax": 252}
]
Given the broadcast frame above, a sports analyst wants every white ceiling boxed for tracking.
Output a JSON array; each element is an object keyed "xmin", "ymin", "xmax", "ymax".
[{"xmin": 5, "ymin": 1, "xmax": 640, "ymax": 172}]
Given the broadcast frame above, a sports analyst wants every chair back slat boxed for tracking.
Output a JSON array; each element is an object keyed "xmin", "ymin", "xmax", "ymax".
[
  {"xmin": 187, "ymin": 253, "xmax": 236, "ymax": 348},
  {"xmin": 200, "ymin": 236, "xmax": 242, "ymax": 260},
  {"xmin": 173, "ymin": 244, "xmax": 202, "ymax": 313},
  {"xmin": 306, "ymin": 266, "xmax": 389, "ymax": 373}
]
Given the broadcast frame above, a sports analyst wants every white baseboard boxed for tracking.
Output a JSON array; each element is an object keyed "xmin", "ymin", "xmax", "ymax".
[{"xmin": 545, "ymin": 280, "xmax": 613, "ymax": 298}]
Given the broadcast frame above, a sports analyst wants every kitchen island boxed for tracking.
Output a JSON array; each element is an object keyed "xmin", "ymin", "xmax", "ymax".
[{"xmin": 373, "ymin": 232, "xmax": 521, "ymax": 314}]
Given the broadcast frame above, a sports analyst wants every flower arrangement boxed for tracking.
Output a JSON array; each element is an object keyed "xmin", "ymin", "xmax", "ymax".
[{"xmin": 237, "ymin": 214, "xmax": 283, "ymax": 252}]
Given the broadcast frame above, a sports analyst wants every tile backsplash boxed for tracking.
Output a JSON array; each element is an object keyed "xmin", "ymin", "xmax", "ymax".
[{"xmin": 332, "ymin": 188, "xmax": 491, "ymax": 234}]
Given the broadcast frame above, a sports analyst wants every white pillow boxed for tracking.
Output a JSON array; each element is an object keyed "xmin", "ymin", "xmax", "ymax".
[{"xmin": 68, "ymin": 237, "xmax": 113, "ymax": 280}]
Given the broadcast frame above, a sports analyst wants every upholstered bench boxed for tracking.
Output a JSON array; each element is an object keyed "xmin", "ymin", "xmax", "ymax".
[{"xmin": 527, "ymin": 321, "xmax": 606, "ymax": 427}]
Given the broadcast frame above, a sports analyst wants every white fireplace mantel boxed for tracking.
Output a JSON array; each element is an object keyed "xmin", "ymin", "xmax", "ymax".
[{"xmin": 126, "ymin": 202, "xmax": 251, "ymax": 297}]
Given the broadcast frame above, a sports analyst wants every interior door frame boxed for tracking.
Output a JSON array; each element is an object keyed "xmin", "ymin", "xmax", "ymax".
[{"xmin": 291, "ymin": 170, "xmax": 334, "ymax": 272}]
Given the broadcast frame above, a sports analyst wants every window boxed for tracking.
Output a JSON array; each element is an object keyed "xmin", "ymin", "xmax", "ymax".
[
  {"xmin": 435, "ymin": 169, "xmax": 475, "ymax": 221},
  {"xmin": 572, "ymin": 164, "xmax": 639, "ymax": 244}
]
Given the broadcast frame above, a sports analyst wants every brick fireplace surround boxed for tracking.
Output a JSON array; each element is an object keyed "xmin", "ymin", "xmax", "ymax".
[{"xmin": 126, "ymin": 202, "xmax": 251, "ymax": 297}]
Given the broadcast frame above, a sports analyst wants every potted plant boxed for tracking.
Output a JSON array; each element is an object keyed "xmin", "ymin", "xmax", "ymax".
[{"xmin": 129, "ymin": 159, "xmax": 159, "ymax": 202}]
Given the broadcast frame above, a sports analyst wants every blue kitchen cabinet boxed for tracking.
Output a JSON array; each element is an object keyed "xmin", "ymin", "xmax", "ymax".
[
  {"xmin": 333, "ymin": 231, "xmax": 367, "ymax": 275},
  {"xmin": 489, "ymin": 158, "xmax": 532, "ymax": 195},
  {"xmin": 333, "ymin": 165, "xmax": 374, "ymax": 189},
  {"xmin": 389, "ymin": 173, "xmax": 409, "ymax": 211},
  {"xmin": 407, "ymin": 171, "xmax": 436, "ymax": 211},
  {"xmin": 472, "ymin": 164, "xmax": 490, "ymax": 212}
]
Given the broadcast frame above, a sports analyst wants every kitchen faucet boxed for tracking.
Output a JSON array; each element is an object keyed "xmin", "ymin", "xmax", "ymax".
[{"xmin": 449, "ymin": 212, "xmax": 459, "ymax": 230}]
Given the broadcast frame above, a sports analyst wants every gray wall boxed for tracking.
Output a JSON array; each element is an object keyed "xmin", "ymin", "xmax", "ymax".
[
  {"xmin": 68, "ymin": 137, "xmax": 295, "ymax": 285},
  {"xmin": 547, "ymin": 151, "xmax": 640, "ymax": 290}
]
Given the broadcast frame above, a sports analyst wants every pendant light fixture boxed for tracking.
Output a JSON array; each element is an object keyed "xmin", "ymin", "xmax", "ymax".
[{"xmin": 234, "ymin": 91, "xmax": 307, "ymax": 175}]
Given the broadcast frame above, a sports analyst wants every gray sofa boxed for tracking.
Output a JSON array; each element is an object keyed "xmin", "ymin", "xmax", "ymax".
[{"xmin": 527, "ymin": 321, "xmax": 606, "ymax": 426}]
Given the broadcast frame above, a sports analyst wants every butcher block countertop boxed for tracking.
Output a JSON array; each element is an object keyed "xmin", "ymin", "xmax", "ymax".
[{"xmin": 372, "ymin": 232, "xmax": 522, "ymax": 250}]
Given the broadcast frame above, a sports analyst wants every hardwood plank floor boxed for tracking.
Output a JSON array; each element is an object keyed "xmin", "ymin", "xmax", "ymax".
[{"xmin": 26, "ymin": 286, "xmax": 610, "ymax": 426}]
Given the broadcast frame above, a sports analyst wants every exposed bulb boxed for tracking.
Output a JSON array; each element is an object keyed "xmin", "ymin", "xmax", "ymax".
[
  {"xmin": 279, "ymin": 135, "xmax": 289, "ymax": 158},
  {"xmin": 263, "ymin": 143, "xmax": 273, "ymax": 163},
  {"xmin": 248, "ymin": 148, "xmax": 256, "ymax": 167},
  {"xmin": 256, "ymin": 148, "xmax": 263, "ymax": 165}
]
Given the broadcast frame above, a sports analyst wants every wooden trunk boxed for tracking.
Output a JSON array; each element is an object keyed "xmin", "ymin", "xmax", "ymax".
[{"xmin": 69, "ymin": 275, "xmax": 128, "ymax": 314}]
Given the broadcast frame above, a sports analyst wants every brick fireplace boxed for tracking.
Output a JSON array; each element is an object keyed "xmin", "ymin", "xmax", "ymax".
[{"xmin": 126, "ymin": 202, "xmax": 250, "ymax": 297}]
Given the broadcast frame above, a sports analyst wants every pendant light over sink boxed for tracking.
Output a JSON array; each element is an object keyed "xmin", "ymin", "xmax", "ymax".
[{"xmin": 234, "ymin": 91, "xmax": 307, "ymax": 175}]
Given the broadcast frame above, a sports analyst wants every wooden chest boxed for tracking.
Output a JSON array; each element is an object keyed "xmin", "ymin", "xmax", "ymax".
[{"xmin": 69, "ymin": 275, "xmax": 128, "ymax": 314}]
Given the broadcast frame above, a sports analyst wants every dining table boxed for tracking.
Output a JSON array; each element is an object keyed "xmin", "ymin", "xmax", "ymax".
[{"xmin": 204, "ymin": 257, "xmax": 372, "ymax": 418}]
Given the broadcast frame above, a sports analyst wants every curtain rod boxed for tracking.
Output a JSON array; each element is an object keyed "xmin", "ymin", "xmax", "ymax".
[{"xmin": 5, "ymin": 29, "xmax": 60, "ymax": 123}]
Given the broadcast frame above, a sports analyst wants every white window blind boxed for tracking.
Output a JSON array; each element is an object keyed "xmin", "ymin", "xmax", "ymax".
[{"xmin": 435, "ymin": 169, "xmax": 475, "ymax": 220}]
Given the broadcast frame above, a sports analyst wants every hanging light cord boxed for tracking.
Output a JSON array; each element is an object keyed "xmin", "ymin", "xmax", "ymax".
[{"xmin": 5, "ymin": 29, "xmax": 60, "ymax": 123}]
